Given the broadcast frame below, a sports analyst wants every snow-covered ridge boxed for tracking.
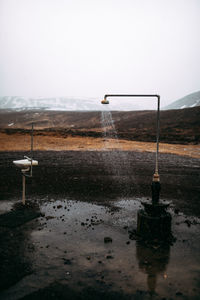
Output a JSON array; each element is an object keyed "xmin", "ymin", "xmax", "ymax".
[
  {"xmin": 1, "ymin": 92, "xmax": 200, "ymax": 111},
  {"xmin": 0, "ymin": 97, "xmax": 101, "ymax": 111},
  {"xmin": 163, "ymin": 91, "xmax": 200, "ymax": 110},
  {"xmin": 0, "ymin": 96, "xmax": 147, "ymax": 111}
]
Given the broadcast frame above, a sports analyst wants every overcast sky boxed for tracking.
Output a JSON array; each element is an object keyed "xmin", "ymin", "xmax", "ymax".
[{"xmin": 0, "ymin": 0, "xmax": 200, "ymax": 107}]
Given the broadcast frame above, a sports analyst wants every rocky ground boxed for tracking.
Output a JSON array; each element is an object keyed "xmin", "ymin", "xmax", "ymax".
[{"xmin": 0, "ymin": 150, "xmax": 200, "ymax": 299}]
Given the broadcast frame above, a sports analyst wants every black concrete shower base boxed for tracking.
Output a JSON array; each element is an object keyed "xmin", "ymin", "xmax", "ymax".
[{"xmin": 137, "ymin": 209, "xmax": 172, "ymax": 239}]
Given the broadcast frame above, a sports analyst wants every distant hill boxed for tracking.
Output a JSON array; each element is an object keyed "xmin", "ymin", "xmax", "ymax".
[
  {"xmin": 0, "ymin": 96, "xmax": 141, "ymax": 111},
  {"xmin": 1, "ymin": 92, "xmax": 200, "ymax": 111},
  {"xmin": 163, "ymin": 91, "xmax": 200, "ymax": 110},
  {"xmin": 0, "ymin": 97, "xmax": 103, "ymax": 111},
  {"xmin": 0, "ymin": 106, "xmax": 199, "ymax": 144}
]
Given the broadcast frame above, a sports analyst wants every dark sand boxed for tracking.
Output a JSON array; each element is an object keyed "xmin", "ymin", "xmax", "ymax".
[{"xmin": 0, "ymin": 150, "xmax": 200, "ymax": 299}]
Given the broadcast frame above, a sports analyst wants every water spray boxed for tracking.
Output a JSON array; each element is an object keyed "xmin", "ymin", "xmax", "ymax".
[{"xmin": 101, "ymin": 94, "xmax": 160, "ymax": 187}]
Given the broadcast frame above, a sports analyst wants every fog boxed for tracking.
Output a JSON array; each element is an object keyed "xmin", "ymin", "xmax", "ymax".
[{"xmin": 0, "ymin": 0, "xmax": 200, "ymax": 108}]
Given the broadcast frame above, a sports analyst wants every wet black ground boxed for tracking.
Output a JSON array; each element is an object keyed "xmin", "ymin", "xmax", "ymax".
[
  {"xmin": 1, "ymin": 151, "xmax": 200, "ymax": 215},
  {"xmin": 0, "ymin": 150, "xmax": 200, "ymax": 299}
]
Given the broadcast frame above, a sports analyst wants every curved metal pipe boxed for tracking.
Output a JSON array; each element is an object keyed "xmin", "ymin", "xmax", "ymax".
[{"xmin": 102, "ymin": 94, "xmax": 160, "ymax": 180}]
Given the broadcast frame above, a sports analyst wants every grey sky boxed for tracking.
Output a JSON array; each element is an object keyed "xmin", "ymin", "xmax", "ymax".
[{"xmin": 0, "ymin": 0, "xmax": 200, "ymax": 108}]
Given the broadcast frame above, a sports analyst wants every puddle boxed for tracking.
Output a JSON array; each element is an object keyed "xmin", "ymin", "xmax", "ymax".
[
  {"xmin": 0, "ymin": 200, "xmax": 16, "ymax": 215},
  {"xmin": 1, "ymin": 197, "xmax": 200, "ymax": 299}
]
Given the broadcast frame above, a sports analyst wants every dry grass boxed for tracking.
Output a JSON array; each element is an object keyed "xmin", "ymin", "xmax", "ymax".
[{"xmin": 0, "ymin": 132, "xmax": 200, "ymax": 158}]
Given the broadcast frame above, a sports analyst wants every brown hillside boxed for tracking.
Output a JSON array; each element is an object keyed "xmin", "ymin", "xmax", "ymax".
[{"xmin": 0, "ymin": 107, "xmax": 199, "ymax": 144}]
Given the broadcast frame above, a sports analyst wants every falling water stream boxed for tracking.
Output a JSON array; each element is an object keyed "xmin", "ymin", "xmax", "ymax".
[
  {"xmin": 101, "ymin": 110, "xmax": 118, "ymax": 141},
  {"xmin": 100, "ymin": 110, "xmax": 133, "ymax": 195}
]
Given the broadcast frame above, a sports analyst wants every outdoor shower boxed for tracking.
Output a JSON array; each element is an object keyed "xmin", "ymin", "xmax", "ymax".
[
  {"xmin": 101, "ymin": 94, "xmax": 160, "ymax": 182},
  {"xmin": 101, "ymin": 94, "xmax": 171, "ymax": 239}
]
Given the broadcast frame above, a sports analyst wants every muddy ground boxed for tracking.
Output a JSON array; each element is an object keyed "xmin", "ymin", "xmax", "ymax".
[{"xmin": 0, "ymin": 150, "xmax": 200, "ymax": 299}]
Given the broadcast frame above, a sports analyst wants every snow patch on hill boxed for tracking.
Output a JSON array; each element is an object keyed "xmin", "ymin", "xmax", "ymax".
[
  {"xmin": 0, "ymin": 97, "xmax": 145, "ymax": 111},
  {"xmin": 163, "ymin": 91, "xmax": 200, "ymax": 110}
]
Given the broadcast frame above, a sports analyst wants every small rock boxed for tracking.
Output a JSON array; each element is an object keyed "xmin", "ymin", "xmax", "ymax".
[
  {"xmin": 81, "ymin": 222, "xmax": 85, "ymax": 226},
  {"xmin": 57, "ymin": 205, "xmax": 62, "ymax": 209},
  {"xmin": 46, "ymin": 216, "xmax": 55, "ymax": 220},
  {"xmin": 184, "ymin": 219, "xmax": 191, "ymax": 227},
  {"xmin": 176, "ymin": 291, "xmax": 183, "ymax": 296},
  {"xmin": 106, "ymin": 255, "xmax": 114, "ymax": 259},
  {"xmin": 126, "ymin": 241, "xmax": 130, "ymax": 245},
  {"xmin": 192, "ymin": 220, "xmax": 198, "ymax": 225},
  {"xmin": 63, "ymin": 258, "xmax": 72, "ymax": 265},
  {"xmin": 104, "ymin": 237, "xmax": 112, "ymax": 243}
]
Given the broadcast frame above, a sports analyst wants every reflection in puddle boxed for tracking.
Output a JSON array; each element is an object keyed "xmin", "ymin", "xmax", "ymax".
[
  {"xmin": 136, "ymin": 242, "xmax": 170, "ymax": 294},
  {"xmin": 0, "ymin": 198, "xmax": 200, "ymax": 300}
]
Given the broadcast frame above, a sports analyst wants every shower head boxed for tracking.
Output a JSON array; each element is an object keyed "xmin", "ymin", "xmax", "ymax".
[{"xmin": 101, "ymin": 99, "xmax": 109, "ymax": 104}]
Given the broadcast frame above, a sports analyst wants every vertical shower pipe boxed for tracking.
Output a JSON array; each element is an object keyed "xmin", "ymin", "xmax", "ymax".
[
  {"xmin": 30, "ymin": 122, "xmax": 33, "ymax": 177},
  {"xmin": 102, "ymin": 94, "xmax": 160, "ymax": 182},
  {"xmin": 22, "ymin": 123, "xmax": 34, "ymax": 204},
  {"xmin": 22, "ymin": 175, "xmax": 26, "ymax": 205}
]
